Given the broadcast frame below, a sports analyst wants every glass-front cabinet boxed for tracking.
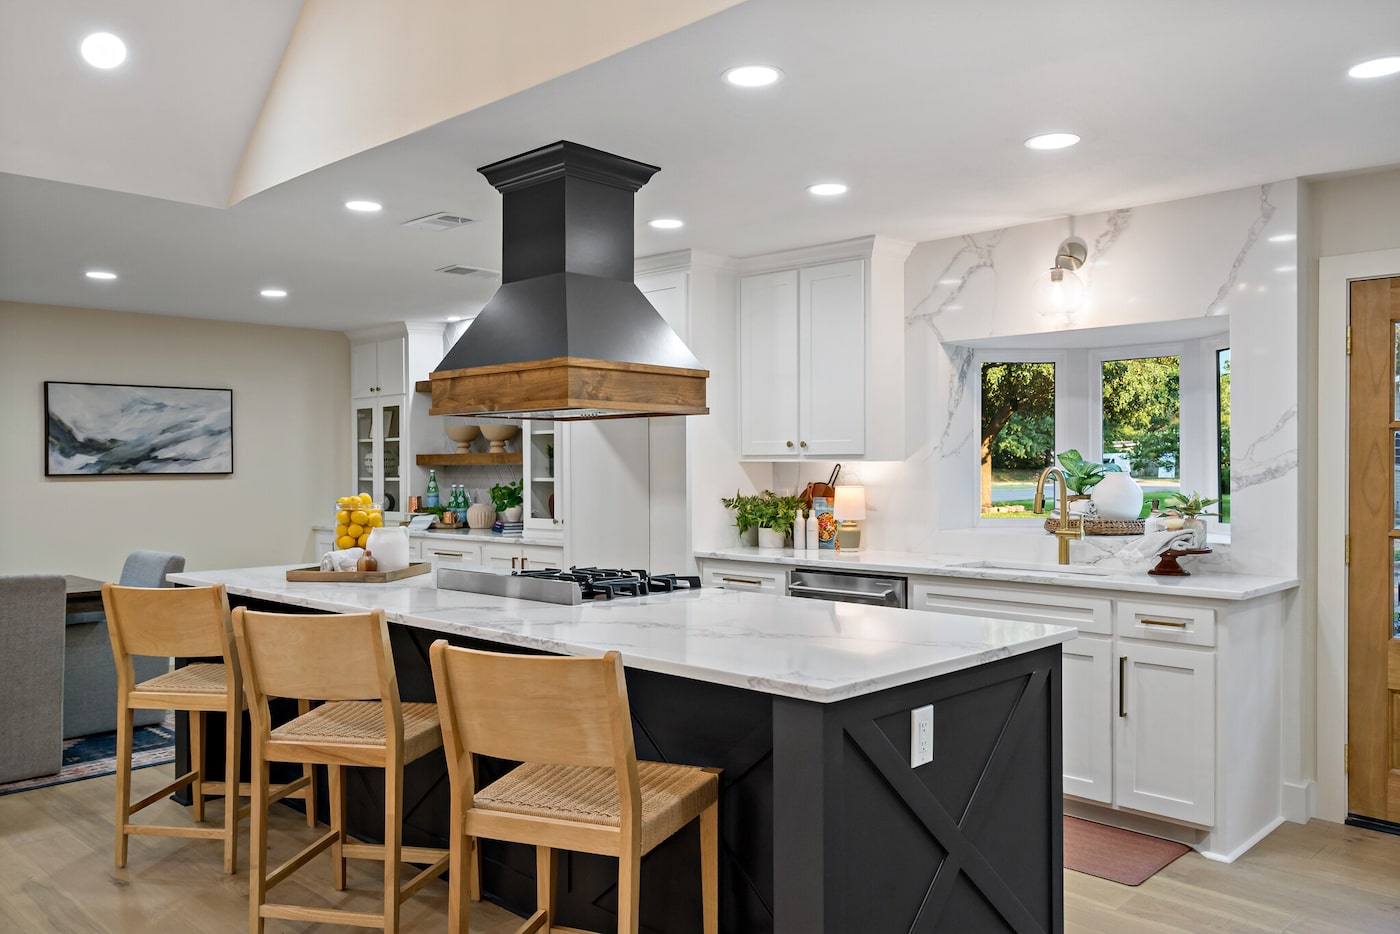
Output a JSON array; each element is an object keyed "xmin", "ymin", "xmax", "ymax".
[
  {"xmin": 523, "ymin": 420, "xmax": 563, "ymax": 535},
  {"xmin": 355, "ymin": 396, "xmax": 405, "ymax": 517}
]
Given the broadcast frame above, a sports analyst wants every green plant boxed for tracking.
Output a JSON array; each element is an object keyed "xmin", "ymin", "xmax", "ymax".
[
  {"xmin": 489, "ymin": 479, "xmax": 523, "ymax": 512},
  {"xmin": 1161, "ymin": 490, "xmax": 1219, "ymax": 518},
  {"xmin": 751, "ymin": 492, "xmax": 805, "ymax": 537},
  {"xmin": 1056, "ymin": 449, "xmax": 1107, "ymax": 495},
  {"xmin": 720, "ymin": 491, "xmax": 764, "ymax": 536}
]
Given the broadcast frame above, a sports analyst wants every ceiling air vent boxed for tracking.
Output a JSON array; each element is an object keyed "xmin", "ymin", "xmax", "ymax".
[
  {"xmin": 435, "ymin": 264, "xmax": 497, "ymax": 278},
  {"xmin": 402, "ymin": 212, "xmax": 477, "ymax": 231}
]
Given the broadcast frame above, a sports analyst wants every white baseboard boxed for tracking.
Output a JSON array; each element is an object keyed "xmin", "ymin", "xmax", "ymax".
[
  {"xmin": 1282, "ymin": 779, "xmax": 1316, "ymax": 824},
  {"xmin": 1200, "ymin": 815, "xmax": 1286, "ymax": 863}
]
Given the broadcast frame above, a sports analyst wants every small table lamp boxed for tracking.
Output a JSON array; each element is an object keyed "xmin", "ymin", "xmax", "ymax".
[{"xmin": 834, "ymin": 485, "xmax": 866, "ymax": 552}]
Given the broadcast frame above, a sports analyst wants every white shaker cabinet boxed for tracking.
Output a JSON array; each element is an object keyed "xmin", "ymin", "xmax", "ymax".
[
  {"xmin": 350, "ymin": 338, "xmax": 405, "ymax": 399},
  {"xmin": 735, "ymin": 237, "xmax": 912, "ymax": 461},
  {"xmin": 740, "ymin": 260, "xmax": 865, "ymax": 457},
  {"xmin": 481, "ymin": 542, "xmax": 564, "ymax": 571}
]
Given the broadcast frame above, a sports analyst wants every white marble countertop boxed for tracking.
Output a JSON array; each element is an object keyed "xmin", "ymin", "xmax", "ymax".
[
  {"xmin": 313, "ymin": 524, "xmax": 562, "ymax": 548},
  {"xmin": 694, "ymin": 548, "xmax": 1299, "ymax": 601},
  {"xmin": 169, "ymin": 565, "xmax": 1075, "ymax": 703}
]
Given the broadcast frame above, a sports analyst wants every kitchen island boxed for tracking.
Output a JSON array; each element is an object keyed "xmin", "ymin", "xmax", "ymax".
[{"xmin": 171, "ymin": 565, "xmax": 1075, "ymax": 933}]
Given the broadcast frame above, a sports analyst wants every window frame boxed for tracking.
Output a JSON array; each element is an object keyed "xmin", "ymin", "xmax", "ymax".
[{"xmin": 971, "ymin": 347, "xmax": 1070, "ymax": 529}]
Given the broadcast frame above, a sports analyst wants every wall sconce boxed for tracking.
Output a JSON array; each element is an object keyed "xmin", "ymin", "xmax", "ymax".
[
  {"xmin": 1037, "ymin": 237, "xmax": 1088, "ymax": 316},
  {"xmin": 834, "ymin": 485, "xmax": 866, "ymax": 551}
]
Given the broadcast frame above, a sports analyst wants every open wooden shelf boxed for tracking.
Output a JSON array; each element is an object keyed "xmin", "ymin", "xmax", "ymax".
[
  {"xmin": 415, "ymin": 380, "xmax": 432, "ymax": 393},
  {"xmin": 415, "ymin": 452, "xmax": 522, "ymax": 466}
]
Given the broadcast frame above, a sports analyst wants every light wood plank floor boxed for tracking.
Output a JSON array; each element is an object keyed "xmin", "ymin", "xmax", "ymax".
[{"xmin": 3, "ymin": 765, "xmax": 1400, "ymax": 932}]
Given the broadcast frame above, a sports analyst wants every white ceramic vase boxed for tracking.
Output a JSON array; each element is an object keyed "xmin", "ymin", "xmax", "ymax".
[
  {"xmin": 365, "ymin": 526, "xmax": 410, "ymax": 571},
  {"xmin": 466, "ymin": 503, "xmax": 495, "ymax": 529},
  {"xmin": 757, "ymin": 527, "xmax": 786, "ymax": 549},
  {"xmin": 1090, "ymin": 472, "xmax": 1144, "ymax": 520},
  {"xmin": 503, "ymin": 505, "xmax": 524, "ymax": 523}
]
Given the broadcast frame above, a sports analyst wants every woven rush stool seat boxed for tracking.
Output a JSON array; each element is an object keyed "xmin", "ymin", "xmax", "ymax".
[
  {"xmin": 431, "ymin": 642, "xmax": 720, "ymax": 934},
  {"xmin": 234, "ymin": 607, "xmax": 449, "ymax": 934},
  {"xmin": 134, "ymin": 662, "xmax": 227, "ymax": 694},
  {"xmin": 102, "ymin": 583, "xmax": 315, "ymax": 876},
  {"xmin": 477, "ymin": 760, "xmax": 718, "ymax": 855},
  {"xmin": 271, "ymin": 700, "xmax": 442, "ymax": 760}
]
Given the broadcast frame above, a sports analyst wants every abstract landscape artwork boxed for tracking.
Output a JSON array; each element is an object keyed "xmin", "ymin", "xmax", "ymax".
[{"xmin": 44, "ymin": 382, "xmax": 233, "ymax": 476}]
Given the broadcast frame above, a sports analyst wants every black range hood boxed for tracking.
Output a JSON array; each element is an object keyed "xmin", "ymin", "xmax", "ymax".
[{"xmin": 430, "ymin": 141, "xmax": 709, "ymax": 420}]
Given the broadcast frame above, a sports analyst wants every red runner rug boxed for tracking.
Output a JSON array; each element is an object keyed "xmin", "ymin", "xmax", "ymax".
[{"xmin": 1064, "ymin": 816, "xmax": 1191, "ymax": 885}]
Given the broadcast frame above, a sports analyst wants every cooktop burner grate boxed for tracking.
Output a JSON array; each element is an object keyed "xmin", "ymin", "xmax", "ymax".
[{"xmin": 514, "ymin": 566, "xmax": 702, "ymax": 600}]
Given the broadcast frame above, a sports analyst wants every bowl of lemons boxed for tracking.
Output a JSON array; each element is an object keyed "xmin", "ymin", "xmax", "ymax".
[{"xmin": 333, "ymin": 493, "xmax": 384, "ymax": 550}]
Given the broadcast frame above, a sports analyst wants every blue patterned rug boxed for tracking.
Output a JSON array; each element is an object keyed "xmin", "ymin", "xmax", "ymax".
[{"xmin": 0, "ymin": 719, "xmax": 175, "ymax": 796}]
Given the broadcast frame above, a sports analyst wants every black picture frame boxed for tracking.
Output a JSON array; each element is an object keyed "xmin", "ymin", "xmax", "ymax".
[{"xmin": 44, "ymin": 381, "xmax": 234, "ymax": 476}]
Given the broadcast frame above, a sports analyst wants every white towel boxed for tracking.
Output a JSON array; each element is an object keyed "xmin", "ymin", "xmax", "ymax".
[
  {"xmin": 319, "ymin": 547, "xmax": 364, "ymax": 571},
  {"xmin": 1113, "ymin": 528, "xmax": 1203, "ymax": 564}
]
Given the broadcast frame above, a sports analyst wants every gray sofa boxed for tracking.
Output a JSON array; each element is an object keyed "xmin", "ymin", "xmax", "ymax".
[
  {"xmin": 0, "ymin": 574, "xmax": 66, "ymax": 783},
  {"xmin": 63, "ymin": 551, "xmax": 184, "ymax": 739}
]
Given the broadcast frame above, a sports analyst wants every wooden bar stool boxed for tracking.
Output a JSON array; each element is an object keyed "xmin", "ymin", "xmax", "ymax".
[
  {"xmin": 102, "ymin": 582, "xmax": 315, "ymax": 874},
  {"xmin": 429, "ymin": 641, "xmax": 720, "ymax": 934},
  {"xmin": 232, "ymin": 607, "xmax": 449, "ymax": 934}
]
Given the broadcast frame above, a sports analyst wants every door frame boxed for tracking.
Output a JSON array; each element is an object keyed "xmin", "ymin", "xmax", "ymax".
[{"xmin": 1318, "ymin": 247, "xmax": 1400, "ymax": 821}]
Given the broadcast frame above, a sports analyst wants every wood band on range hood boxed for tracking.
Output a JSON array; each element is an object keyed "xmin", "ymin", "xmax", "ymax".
[
  {"xmin": 429, "ymin": 356, "xmax": 709, "ymax": 420},
  {"xmin": 429, "ymin": 140, "xmax": 709, "ymax": 420}
]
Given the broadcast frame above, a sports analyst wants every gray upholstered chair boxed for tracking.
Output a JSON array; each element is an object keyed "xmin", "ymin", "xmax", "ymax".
[
  {"xmin": 0, "ymin": 574, "xmax": 66, "ymax": 783},
  {"xmin": 63, "ymin": 551, "xmax": 185, "ymax": 738}
]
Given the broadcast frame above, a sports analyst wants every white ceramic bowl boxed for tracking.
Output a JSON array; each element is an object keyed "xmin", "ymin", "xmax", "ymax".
[{"xmin": 445, "ymin": 423, "xmax": 480, "ymax": 453}]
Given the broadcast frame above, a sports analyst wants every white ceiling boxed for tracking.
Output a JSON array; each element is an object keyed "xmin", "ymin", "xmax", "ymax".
[{"xmin": 2, "ymin": 0, "xmax": 1399, "ymax": 333}]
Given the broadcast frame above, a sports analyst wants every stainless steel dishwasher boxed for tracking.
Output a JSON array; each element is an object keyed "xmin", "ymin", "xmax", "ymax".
[{"xmin": 786, "ymin": 567, "xmax": 909, "ymax": 608}]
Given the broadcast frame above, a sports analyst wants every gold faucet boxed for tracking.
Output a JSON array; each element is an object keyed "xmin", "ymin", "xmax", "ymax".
[{"xmin": 1034, "ymin": 466, "xmax": 1084, "ymax": 565}]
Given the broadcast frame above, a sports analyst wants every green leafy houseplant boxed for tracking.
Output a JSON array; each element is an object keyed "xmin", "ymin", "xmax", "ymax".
[
  {"xmin": 752, "ymin": 492, "xmax": 805, "ymax": 538},
  {"xmin": 1161, "ymin": 491, "xmax": 1219, "ymax": 518},
  {"xmin": 720, "ymin": 491, "xmax": 764, "ymax": 536},
  {"xmin": 489, "ymin": 479, "xmax": 524, "ymax": 512},
  {"xmin": 1056, "ymin": 449, "xmax": 1108, "ymax": 495}
]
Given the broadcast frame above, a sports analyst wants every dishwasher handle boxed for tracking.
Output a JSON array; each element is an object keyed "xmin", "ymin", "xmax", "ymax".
[{"xmin": 788, "ymin": 582, "xmax": 899, "ymax": 602}]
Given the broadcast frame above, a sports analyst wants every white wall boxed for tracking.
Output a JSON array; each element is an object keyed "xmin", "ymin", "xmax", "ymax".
[{"xmin": 0, "ymin": 302, "xmax": 348, "ymax": 579}]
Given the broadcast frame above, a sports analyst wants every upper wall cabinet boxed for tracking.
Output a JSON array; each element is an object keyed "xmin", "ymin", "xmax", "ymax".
[
  {"xmin": 736, "ymin": 237, "xmax": 913, "ymax": 461},
  {"xmin": 350, "ymin": 338, "xmax": 406, "ymax": 399}
]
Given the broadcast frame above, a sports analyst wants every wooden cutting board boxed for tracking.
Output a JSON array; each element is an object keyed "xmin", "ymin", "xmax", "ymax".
[{"xmin": 284, "ymin": 562, "xmax": 431, "ymax": 583}]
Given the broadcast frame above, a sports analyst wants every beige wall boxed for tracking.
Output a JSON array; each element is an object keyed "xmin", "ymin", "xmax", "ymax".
[
  {"xmin": 0, "ymin": 302, "xmax": 348, "ymax": 580},
  {"xmin": 1311, "ymin": 165, "xmax": 1400, "ymax": 256}
]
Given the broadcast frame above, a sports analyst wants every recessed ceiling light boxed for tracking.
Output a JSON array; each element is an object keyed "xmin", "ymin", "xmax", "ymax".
[
  {"xmin": 806, "ymin": 183, "xmax": 847, "ymax": 197},
  {"xmin": 723, "ymin": 65, "xmax": 782, "ymax": 87},
  {"xmin": 1024, "ymin": 132, "xmax": 1080, "ymax": 151},
  {"xmin": 85, "ymin": 270, "xmax": 117, "ymax": 280},
  {"xmin": 648, "ymin": 218, "xmax": 684, "ymax": 229},
  {"xmin": 345, "ymin": 200, "xmax": 382, "ymax": 212},
  {"xmin": 1267, "ymin": 233, "xmax": 1296, "ymax": 242},
  {"xmin": 80, "ymin": 33, "xmax": 126, "ymax": 69},
  {"xmin": 260, "ymin": 288, "xmax": 287, "ymax": 298},
  {"xmin": 1348, "ymin": 57, "xmax": 1400, "ymax": 79}
]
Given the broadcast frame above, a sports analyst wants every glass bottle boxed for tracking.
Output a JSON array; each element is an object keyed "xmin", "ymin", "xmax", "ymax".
[{"xmin": 426, "ymin": 469, "xmax": 439, "ymax": 508}]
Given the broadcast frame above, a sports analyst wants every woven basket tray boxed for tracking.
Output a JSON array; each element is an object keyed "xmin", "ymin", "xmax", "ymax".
[{"xmin": 1043, "ymin": 517, "xmax": 1145, "ymax": 536}]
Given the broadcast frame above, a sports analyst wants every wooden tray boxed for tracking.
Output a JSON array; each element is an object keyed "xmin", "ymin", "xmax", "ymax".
[
  {"xmin": 285, "ymin": 562, "xmax": 432, "ymax": 583},
  {"xmin": 1043, "ymin": 517, "xmax": 1145, "ymax": 536}
]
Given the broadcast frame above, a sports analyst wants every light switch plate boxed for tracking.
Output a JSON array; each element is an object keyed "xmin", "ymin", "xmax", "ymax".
[{"xmin": 911, "ymin": 704, "xmax": 934, "ymax": 767}]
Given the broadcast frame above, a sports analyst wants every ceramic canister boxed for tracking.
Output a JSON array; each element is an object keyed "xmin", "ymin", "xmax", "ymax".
[{"xmin": 365, "ymin": 525, "xmax": 410, "ymax": 571}]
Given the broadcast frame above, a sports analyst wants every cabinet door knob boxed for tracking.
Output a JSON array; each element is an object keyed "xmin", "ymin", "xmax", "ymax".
[
  {"xmin": 786, "ymin": 441, "xmax": 794, "ymax": 448},
  {"xmin": 800, "ymin": 441, "xmax": 808, "ymax": 448}
]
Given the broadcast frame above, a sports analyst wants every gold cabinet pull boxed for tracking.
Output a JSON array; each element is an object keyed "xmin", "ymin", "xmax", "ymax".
[
  {"xmin": 511, "ymin": 556, "xmax": 518, "ymax": 569},
  {"xmin": 432, "ymin": 551, "xmax": 463, "ymax": 558},
  {"xmin": 1141, "ymin": 618, "xmax": 1188, "ymax": 628},
  {"xmin": 521, "ymin": 557, "xmax": 529, "ymax": 569},
  {"xmin": 1119, "ymin": 656, "xmax": 1127, "ymax": 718},
  {"xmin": 786, "ymin": 441, "xmax": 794, "ymax": 448},
  {"xmin": 721, "ymin": 576, "xmax": 763, "ymax": 586}
]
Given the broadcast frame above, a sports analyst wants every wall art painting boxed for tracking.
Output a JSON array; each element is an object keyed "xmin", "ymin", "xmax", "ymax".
[{"xmin": 44, "ymin": 381, "xmax": 233, "ymax": 476}]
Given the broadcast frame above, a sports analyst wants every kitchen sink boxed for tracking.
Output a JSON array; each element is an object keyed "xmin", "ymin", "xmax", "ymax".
[{"xmin": 948, "ymin": 560, "xmax": 1112, "ymax": 577}]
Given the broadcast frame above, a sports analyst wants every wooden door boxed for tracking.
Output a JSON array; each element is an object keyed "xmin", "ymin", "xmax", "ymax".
[{"xmin": 1347, "ymin": 276, "xmax": 1400, "ymax": 826}]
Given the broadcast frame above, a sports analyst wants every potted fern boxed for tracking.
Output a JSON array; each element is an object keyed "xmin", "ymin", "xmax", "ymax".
[
  {"xmin": 720, "ymin": 492, "xmax": 763, "ymax": 547},
  {"xmin": 751, "ymin": 492, "xmax": 805, "ymax": 548}
]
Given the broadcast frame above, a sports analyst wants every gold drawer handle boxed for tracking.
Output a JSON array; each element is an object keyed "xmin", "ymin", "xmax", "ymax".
[
  {"xmin": 721, "ymin": 576, "xmax": 763, "ymax": 586},
  {"xmin": 1119, "ymin": 656, "xmax": 1127, "ymax": 718},
  {"xmin": 432, "ymin": 551, "xmax": 464, "ymax": 558},
  {"xmin": 1141, "ymin": 618, "xmax": 1188, "ymax": 628}
]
